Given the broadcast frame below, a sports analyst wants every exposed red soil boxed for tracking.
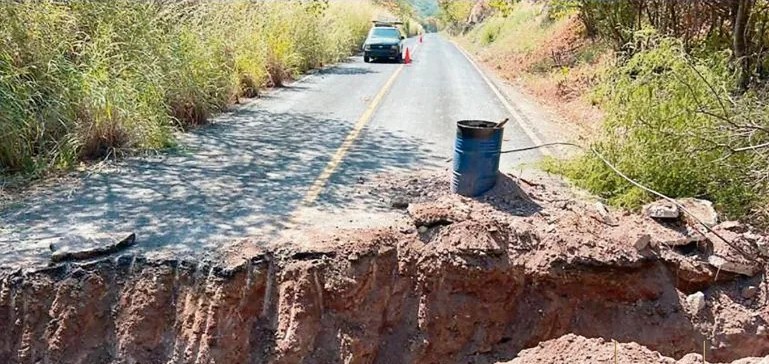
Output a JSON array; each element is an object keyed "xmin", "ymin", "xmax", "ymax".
[
  {"xmin": 474, "ymin": 16, "xmax": 608, "ymax": 136},
  {"xmin": 0, "ymin": 172, "xmax": 767, "ymax": 363},
  {"xmin": 503, "ymin": 334, "xmax": 769, "ymax": 364}
]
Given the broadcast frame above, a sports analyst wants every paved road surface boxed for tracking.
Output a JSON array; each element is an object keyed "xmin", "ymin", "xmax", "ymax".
[{"xmin": 0, "ymin": 34, "xmax": 543, "ymax": 268}]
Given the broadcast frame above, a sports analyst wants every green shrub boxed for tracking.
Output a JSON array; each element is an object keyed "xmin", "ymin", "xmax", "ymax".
[
  {"xmin": 480, "ymin": 22, "xmax": 501, "ymax": 44},
  {"xmin": 557, "ymin": 33, "xmax": 769, "ymax": 222},
  {"xmin": 0, "ymin": 0, "xmax": 375, "ymax": 177}
]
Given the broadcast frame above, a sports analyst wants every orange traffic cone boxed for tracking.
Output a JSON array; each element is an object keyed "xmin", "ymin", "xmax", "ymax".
[{"xmin": 404, "ymin": 47, "xmax": 411, "ymax": 64}]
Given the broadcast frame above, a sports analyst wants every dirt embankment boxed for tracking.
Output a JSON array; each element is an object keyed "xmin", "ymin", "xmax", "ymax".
[{"xmin": 1, "ymin": 173, "xmax": 767, "ymax": 364}]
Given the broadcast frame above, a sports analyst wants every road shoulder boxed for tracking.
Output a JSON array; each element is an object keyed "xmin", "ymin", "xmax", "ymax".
[{"xmin": 451, "ymin": 39, "xmax": 586, "ymax": 159}]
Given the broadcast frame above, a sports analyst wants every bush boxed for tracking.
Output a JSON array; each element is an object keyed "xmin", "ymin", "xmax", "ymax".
[
  {"xmin": 0, "ymin": 0, "xmax": 375, "ymax": 176},
  {"xmin": 557, "ymin": 33, "xmax": 769, "ymax": 223}
]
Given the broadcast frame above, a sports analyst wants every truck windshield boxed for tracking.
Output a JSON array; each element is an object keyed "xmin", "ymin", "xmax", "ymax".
[{"xmin": 371, "ymin": 28, "xmax": 400, "ymax": 39}]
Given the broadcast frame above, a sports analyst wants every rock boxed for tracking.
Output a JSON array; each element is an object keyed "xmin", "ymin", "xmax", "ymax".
[
  {"xmin": 647, "ymin": 225, "xmax": 704, "ymax": 248},
  {"xmin": 719, "ymin": 220, "xmax": 746, "ymax": 232},
  {"xmin": 741, "ymin": 286, "xmax": 758, "ymax": 299},
  {"xmin": 418, "ymin": 226, "xmax": 428, "ymax": 234},
  {"xmin": 643, "ymin": 200, "xmax": 680, "ymax": 220},
  {"xmin": 742, "ymin": 232, "xmax": 761, "ymax": 243},
  {"xmin": 678, "ymin": 198, "xmax": 718, "ymax": 227},
  {"xmin": 398, "ymin": 226, "xmax": 415, "ymax": 234},
  {"xmin": 705, "ymin": 225, "xmax": 763, "ymax": 276},
  {"xmin": 633, "ymin": 234, "xmax": 651, "ymax": 251},
  {"xmin": 467, "ymin": 0, "xmax": 492, "ymax": 25},
  {"xmin": 49, "ymin": 233, "xmax": 137, "ymax": 263},
  {"xmin": 708, "ymin": 254, "xmax": 761, "ymax": 276},
  {"xmin": 594, "ymin": 201, "xmax": 618, "ymax": 226},
  {"xmin": 686, "ymin": 291, "xmax": 706, "ymax": 314},
  {"xmin": 757, "ymin": 238, "xmax": 769, "ymax": 257},
  {"xmin": 390, "ymin": 197, "xmax": 409, "ymax": 209}
]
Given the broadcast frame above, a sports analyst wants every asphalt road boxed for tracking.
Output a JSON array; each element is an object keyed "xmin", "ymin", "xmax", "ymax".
[{"xmin": 0, "ymin": 34, "xmax": 542, "ymax": 268}]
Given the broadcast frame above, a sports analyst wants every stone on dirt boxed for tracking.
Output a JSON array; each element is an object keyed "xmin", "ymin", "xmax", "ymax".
[
  {"xmin": 594, "ymin": 201, "xmax": 618, "ymax": 226},
  {"xmin": 708, "ymin": 255, "xmax": 760, "ymax": 277},
  {"xmin": 633, "ymin": 233, "xmax": 652, "ymax": 251},
  {"xmin": 48, "ymin": 233, "xmax": 136, "ymax": 262},
  {"xmin": 643, "ymin": 200, "xmax": 680, "ymax": 220},
  {"xmin": 757, "ymin": 238, "xmax": 769, "ymax": 257},
  {"xmin": 678, "ymin": 198, "xmax": 719, "ymax": 227},
  {"xmin": 720, "ymin": 221, "xmax": 747, "ymax": 232},
  {"xmin": 686, "ymin": 291, "xmax": 706, "ymax": 314},
  {"xmin": 706, "ymin": 226, "xmax": 763, "ymax": 276}
]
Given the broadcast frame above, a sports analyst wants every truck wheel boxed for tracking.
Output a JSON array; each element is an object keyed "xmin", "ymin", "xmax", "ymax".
[{"xmin": 364, "ymin": 55, "xmax": 370, "ymax": 63}]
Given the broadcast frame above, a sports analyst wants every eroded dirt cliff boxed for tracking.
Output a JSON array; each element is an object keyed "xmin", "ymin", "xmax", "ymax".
[{"xmin": 1, "ymin": 173, "xmax": 767, "ymax": 364}]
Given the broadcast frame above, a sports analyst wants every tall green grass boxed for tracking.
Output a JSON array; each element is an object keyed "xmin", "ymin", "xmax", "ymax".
[
  {"xmin": 555, "ymin": 34, "xmax": 769, "ymax": 224},
  {"xmin": 0, "ymin": 0, "xmax": 377, "ymax": 177}
]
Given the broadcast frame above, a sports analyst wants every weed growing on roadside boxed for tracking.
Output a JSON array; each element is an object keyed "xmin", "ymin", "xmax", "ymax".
[
  {"xmin": 555, "ymin": 34, "xmax": 769, "ymax": 223},
  {"xmin": 0, "ymin": 0, "xmax": 377, "ymax": 178}
]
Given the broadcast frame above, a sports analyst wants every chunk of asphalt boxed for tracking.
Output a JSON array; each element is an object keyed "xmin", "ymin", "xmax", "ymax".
[{"xmin": 49, "ymin": 233, "xmax": 137, "ymax": 263}]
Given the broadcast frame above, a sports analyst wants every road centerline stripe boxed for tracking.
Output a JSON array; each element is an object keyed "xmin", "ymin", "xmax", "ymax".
[
  {"xmin": 281, "ymin": 41, "xmax": 421, "ymax": 228},
  {"xmin": 296, "ymin": 46, "xmax": 418, "ymax": 209}
]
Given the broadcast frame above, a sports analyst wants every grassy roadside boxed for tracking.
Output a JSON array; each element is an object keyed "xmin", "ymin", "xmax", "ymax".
[
  {"xmin": 454, "ymin": 2, "xmax": 609, "ymax": 138},
  {"xmin": 0, "ymin": 1, "xmax": 382, "ymax": 181},
  {"xmin": 449, "ymin": 2, "xmax": 769, "ymax": 226}
]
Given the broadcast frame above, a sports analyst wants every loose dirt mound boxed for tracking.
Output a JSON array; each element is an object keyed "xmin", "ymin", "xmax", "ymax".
[
  {"xmin": 0, "ymin": 172, "xmax": 767, "ymax": 363},
  {"xmin": 503, "ymin": 334, "xmax": 769, "ymax": 364}
]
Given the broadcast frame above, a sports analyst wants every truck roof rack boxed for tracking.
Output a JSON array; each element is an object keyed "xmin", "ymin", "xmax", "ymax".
[{"xmin": 372, "ymin": 20, "xmax": 403, "ymax": 27}]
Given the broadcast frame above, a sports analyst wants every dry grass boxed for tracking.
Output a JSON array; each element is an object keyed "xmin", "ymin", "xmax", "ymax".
[
  {"xmin": 459, "ymin": 2, "xmax": 611, "ymax": 136},
  {"xmin": 0, "ymin": 0, "xmax": 381, "ymax": 178}
]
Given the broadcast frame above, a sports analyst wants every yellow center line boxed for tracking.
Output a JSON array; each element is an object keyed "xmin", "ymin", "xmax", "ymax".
[{"xmin": 288, "ymin": 42, "xmax": 420, "ymax": 221}]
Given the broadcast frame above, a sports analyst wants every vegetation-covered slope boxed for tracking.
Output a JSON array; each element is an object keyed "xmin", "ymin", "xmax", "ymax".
[
  {"xmin": 0, "ymin": 0, "xmax": 380, "ymax": 178},
  {"xmin": 406, "ymin": 0, "xmax": 438, "ymax": 17},
  {"xmin": 456, "ymin": 1, "xmax": 769, "ymax": 226}
]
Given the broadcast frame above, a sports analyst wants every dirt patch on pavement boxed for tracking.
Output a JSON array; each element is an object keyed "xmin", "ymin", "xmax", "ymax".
[{"xmin": 1, "ymin": 172, "xmax": 767, "ymax": 363}]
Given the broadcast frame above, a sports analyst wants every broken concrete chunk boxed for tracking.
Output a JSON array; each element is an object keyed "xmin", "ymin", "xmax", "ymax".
[
  {"xmin": 49, "ymin": 233, "xmax": 137, "ymax": 263},
  {"xmin": 647, "ymin": 225, "xmax": 705, "ymax": 248},
  {"xmin": 708, "ymin": 255, "xmax": 761, "ymax": 277},
  {"xmin": 643, "ymin": 200, "xmax": 680, "ymax": 220},
  {"xmin": 678, "ymin": 198, "xmax": 718, "ymax": 227},
  {"xmin": 633, "ymin": 234, "xmax": 651, "ymax": 251},
  {"xmin": 686, "ymin": 291, "xmax": 706, "ymax": 314},
  {"xmin": 705, "ymin": 226, "xmax": 763, "ymax": 276}
]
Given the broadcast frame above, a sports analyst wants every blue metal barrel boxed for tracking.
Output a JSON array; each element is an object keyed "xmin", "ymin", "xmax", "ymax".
[{"xmin": 451, "ymin": 120, "xmax": 503, "ymax": 196}]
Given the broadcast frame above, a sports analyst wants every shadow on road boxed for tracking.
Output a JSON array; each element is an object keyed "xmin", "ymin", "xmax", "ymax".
[
  {"xmin": 318, "ymin": 66, "xmax": 379, "ymax": 75},
  {"xmin": 0, "ymin": 106, "xmax": 440, "ymax": 267}
]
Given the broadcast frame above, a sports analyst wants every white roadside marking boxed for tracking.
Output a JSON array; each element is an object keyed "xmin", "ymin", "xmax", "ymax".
[{"xmin": 450, "ymin": 40, "xmax": 552, "ymax": 156}]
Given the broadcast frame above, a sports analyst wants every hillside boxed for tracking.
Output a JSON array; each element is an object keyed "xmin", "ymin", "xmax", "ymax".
[
  {"xmin": 406, "ymin": 0, "xmax": 438, "ymax": 17},
  {"xmin": 454, "ymin": 1, "xmax": 769, "ymax": 226}
]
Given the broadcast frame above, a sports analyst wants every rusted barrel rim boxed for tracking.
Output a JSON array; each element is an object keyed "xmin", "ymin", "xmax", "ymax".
[{"xmin": 457, "ymin": 120, "xmax": 499, "ymax": 129}]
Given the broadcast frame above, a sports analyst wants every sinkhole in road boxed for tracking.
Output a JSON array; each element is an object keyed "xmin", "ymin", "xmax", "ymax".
[{"xmin": 1, "ymin": 173, "xmax": 766, "ymax": 364}]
